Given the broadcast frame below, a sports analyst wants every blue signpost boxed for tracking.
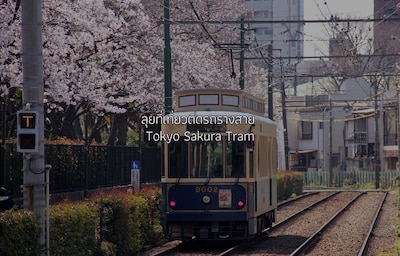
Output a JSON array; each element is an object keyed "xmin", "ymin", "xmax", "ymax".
[{"xmin": 131, "ymin": 161, "xmax": 140, "ymax": 192}]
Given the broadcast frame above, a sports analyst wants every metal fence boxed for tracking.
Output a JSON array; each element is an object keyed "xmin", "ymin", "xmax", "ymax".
[
  {"xmin": 1, "ymin": 143, "xmax": 162, "ymax": 195},
  {"xmin": 303, "ymin": 170, "xmax": 399, "ymax": 189}
]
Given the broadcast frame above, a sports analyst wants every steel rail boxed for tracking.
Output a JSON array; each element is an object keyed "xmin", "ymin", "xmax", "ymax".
[
  {"xmin": 357, "ymin": 192, "xmax": 389, "ymax": 256},
  {"xmin": 148, "ymin": 242, "xmax": 181, "ymax": 256},
  {"xmin": 277, "ymin": 191, "xmax": 320, "ymax": 209},
  {"xmin": 218, "ymin": 191, "xmax": 340, "ymax": 256},
  {"xmin": 272, "ymin": 191, "xmax": 339, "ymax": 231},
  {"xmin": 290, "ymin": 192, "xmax": 366, "ymax": 256}
]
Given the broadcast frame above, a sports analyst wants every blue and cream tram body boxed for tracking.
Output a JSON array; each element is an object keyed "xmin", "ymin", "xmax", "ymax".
[{"xmin": 161, "ymin": 89, "xmax": 277, "ymax": 240}]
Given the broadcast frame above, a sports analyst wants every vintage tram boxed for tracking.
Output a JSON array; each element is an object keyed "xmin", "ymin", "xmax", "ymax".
[{"xmin": 160, "ymin": 89, "xmax": 277, "ymax": 240}]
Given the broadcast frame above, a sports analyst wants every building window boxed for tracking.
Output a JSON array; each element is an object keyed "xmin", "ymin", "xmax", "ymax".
[
  {"xmin": 254, "ymin": 11, "xmax": 271, "ymax": 18},
  {"xmin": 300, "ymin": 121, "xmax": 312, "ymax": 140},
  {"xmin": 331, "ymin": 154, "xmax": 340, "ymax": 168},
  {"xmin": 380, "ymin": 8, "xmax": 398, "ymax": 20},
  {"xmin": 387, "ymin": 157, "xmax": 397, "ymax": 171}
]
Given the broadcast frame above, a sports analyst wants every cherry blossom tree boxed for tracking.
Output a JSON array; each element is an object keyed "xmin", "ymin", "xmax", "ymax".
[{"xmin": 1, "ymin": 0, "xmax": 263, "ymax": 145}]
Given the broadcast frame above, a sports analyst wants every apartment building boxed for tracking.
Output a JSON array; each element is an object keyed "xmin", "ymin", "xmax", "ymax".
[
  {"xmin": 374, "ymin": 0, "xmax": 400, "ymax": 52},
  {"xmin": 286, "ymin": 77, "xmax": 372, "ymax": 172},
  {"xmin": 244, "ymin": 0, "xmax": 304, "ymax": 64}
]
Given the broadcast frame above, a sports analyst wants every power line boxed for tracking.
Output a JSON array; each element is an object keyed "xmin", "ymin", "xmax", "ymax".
[
  {"xmin": 160, "ymin": 17, "xmax": 400, "ymax": 25},
  {"xmin": 286, "ymin": 113, "xmax": 375, "ymax": 123},
  {"xmin": 270, "ymin": 73, "xmax": 400, "ymax": 78},
  {"xmin": 241, "ymin": 53, "xmax": 400, "ymax": 60}
]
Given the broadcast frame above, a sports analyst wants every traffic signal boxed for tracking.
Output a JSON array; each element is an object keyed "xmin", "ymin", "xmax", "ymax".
[{"xmin": 17, "ymin": 111, "xmax": 39, "ymax": 153}]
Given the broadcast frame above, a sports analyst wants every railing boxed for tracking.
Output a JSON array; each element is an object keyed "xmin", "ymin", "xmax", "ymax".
[
  {"xmin": 354, "ymin": 132, "xmax": 367, "ymax": 143},
  {"xmin": 1, "ymin": 143, "xmax": 162, "ymax": 196},
  {"xmin": 303, "ymin": 170, "xmax": 399, "ymax": 189}
]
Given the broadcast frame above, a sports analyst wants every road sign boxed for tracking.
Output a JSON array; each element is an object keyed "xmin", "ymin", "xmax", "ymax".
[
  {"xmin": 131, "ymin": 161, "xmax": 140, "ymax": 192},
  {"xmin": 131, "ymin": 161, "xmax": 140, "ymax": 170}
]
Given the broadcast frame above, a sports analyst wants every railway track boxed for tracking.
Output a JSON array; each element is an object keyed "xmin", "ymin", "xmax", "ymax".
[
  {"xmin": 296, "ymin": 192, "xmax": 388, "ymax": 256},
  {"xmin": 145, "ymin": 191, "xmax": 392, "ymax": 256},
  {"xmin": 221, "ymin": 191, "xmax": 388, "ymax": 255}
]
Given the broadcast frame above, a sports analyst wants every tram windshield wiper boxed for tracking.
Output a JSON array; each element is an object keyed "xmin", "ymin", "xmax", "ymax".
[
  {"xmin": 235, "ymin": 176, "xmax": 240, "ymax": 184},
  {"xmin": 204, "ymin": 175, "xmax": 213, "ymax": 185}
]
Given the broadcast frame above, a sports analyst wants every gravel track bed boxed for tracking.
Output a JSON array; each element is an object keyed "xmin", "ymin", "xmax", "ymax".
[
  {"xmin": 142, "ymin": 190, "xmax": 398, "ymax": 256},
  {"xmin": 242, "ymin": 192, "xmax": 360, "ymax": 255},
  {"xmin": 276, "ymin": 192, "xmax": 336, "ymax": 222},
  {"xmin": 140, "ymin": 241, "xmax": 180, "ymax": 256},
  {"xmin": 367, "ymin": 191, "xmax": 398, "ymax": 256},
  {"xmin": 304, "ymin": 192, "xmax": 383, "ymax": 255}
]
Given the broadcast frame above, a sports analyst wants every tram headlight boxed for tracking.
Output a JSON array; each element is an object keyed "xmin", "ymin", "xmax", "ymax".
[
  {"xmin": 237, "ymin": 200, "xmax": 245, "ymax": 208},
  {"xmin": 202, "ymin": 195, "xmax": 211, "ymax": 204},
  {"xmin": 169, "ymin": 200, "xmax": 177, "ymax": 208}
]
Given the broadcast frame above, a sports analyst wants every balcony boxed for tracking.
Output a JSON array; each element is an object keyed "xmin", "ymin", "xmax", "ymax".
[{"xmin": 354, "ymin": 132, "xmax": 367, "ymax": 144}]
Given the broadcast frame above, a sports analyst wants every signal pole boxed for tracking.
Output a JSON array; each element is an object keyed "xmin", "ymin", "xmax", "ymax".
[{"xmin": 21, "ymin": 0, "xmax": 46, "ymax": 254}]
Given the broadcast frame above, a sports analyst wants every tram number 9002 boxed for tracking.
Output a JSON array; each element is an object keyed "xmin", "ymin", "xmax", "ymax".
[{"xmin": 195, "ymin": 186, "xmax": 218, "ymax": 193}]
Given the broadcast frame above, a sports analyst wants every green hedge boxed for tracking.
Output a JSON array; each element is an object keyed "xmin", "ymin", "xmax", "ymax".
[
  {"xmin": 0, "ymin": 178, "xmax": 301, "ymax": 256},
  {"xmin": 0, "ymin": 210, "xmax": 41, "ymax": 256},
  {"xmin": 95, "ymin": 188, "xmax": 162, "ymax": 255},
  {"xmin": 50, "ymin": 201, "xmax": 97, "ymax": 256},
  {"xmin": 0, "ymin": 188, "xmax": 163, "ymax": 256},
  {"xmin": 277, "ymin": 170, "xmax": 304, "ymax": 200}
]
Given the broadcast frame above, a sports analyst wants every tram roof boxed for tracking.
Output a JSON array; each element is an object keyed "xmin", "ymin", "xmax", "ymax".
[{"xmin": 173, "ymin": 88, "xmax": 267, "ymax": 116}]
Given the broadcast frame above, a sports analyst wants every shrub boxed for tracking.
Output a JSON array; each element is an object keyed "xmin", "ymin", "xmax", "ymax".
[
  {"xmin": 50, "ymin": 201, "xmax": 97, "ymax": 256},
  {"xmin": 0, "ymin": 210, "xmax": 41, "ymax": 256},
  {"xmin": 139, "ymin": 186, "xmax": 163, "ymax": 246},
  {"xmin": 0, "ymin": 187, "xmax": 164, "ymax": 255},
  {"xmin": 96, "ymin": 192, "xmax": 129, "ymax": 255},
  {"xmin": 277, "ymin": 170, "xmax": 303, "ymax": 200},
  {"xmin": 125, "ymin": 195, "xmax": 148, "ymax": 253},
  {"xmin": 94, "ymin": 188, "xmax": 164, "ymax": 255}
]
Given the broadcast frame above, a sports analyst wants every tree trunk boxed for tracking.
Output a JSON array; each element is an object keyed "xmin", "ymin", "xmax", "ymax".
[
  {"xmin": 60, "ymin": 105, "xmax": 80, "ymax": 140},
  {"xmin": 107, "ymin": 112, "xmax": 128, "ymax": 145}
]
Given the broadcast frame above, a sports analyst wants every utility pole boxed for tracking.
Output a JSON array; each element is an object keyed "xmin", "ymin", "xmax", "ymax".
[
  {"xmin": 374, "ymin": 82, "xmax": 380, "ymax": 189},
  {"xmin": 239, "ymin": 19, "xmax": 245, "ymax": 90},
  {"xmin": 398, "ymin": 87, "xmax": 400, "ymax": 172},
  {"xmin": 1, "ymin": 96, "xmax": 6, "ymax": 188},
  {"xmin": 164, "ymin": 0, "xmax": 172, "ymax": 114},
  {"xmin": 21, "ymin": 0, "xmax": 46, "ymax": 254},
  {"xmin": 267, "ymin": 44, "xmax": 273, "ymax": 120},
  {"xmin": 329, "ymin": 99, "xmax": 333, "ymax": 187},
  {"xmin": 279, "ymin": 55, "xmax": 289, "ymax": 170}
]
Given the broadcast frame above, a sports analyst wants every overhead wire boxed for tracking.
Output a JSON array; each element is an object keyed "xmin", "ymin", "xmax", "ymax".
[
  {"xmin": 286, "ymin": 113, "xmax": 375, "ymax": 123},
  {"xmin": 159, "ymin": 2, "xmax": 400, "ymax": 55}
]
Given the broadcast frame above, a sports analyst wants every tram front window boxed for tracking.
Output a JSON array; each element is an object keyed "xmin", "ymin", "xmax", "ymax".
[
  {"xmin": 168, "ymin": 140, "xmax": 188, "ymax": 178},
  {"xmin": 190, "ymin": 141, "xmax": 223, "ymax": 177},
  {"xmin": 226, "ymin": 141, "xmax": 245, "ymax": 178}
]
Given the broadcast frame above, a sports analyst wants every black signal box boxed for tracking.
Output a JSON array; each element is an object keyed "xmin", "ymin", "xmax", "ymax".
[{"xmin": 17, "ymin": 111, "xmax": 39, "ymax": 152}]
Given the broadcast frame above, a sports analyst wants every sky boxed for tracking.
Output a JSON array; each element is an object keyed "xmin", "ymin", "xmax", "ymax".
[{"xmin": 303, "ymin": 0, "xmax": 374, "ymax": 56}]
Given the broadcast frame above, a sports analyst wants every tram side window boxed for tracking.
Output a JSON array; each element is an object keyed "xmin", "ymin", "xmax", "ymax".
[
  {"xmin": 226, "ymin": 141, "xmax": 245, "ymax": 178},
  {"xmin": 190, "ymin": 142, "xmax": 223, "ymax": 177},
  {"xmin": 168, "ymin": 140, "xmax": 188, "ymax": 178}
]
